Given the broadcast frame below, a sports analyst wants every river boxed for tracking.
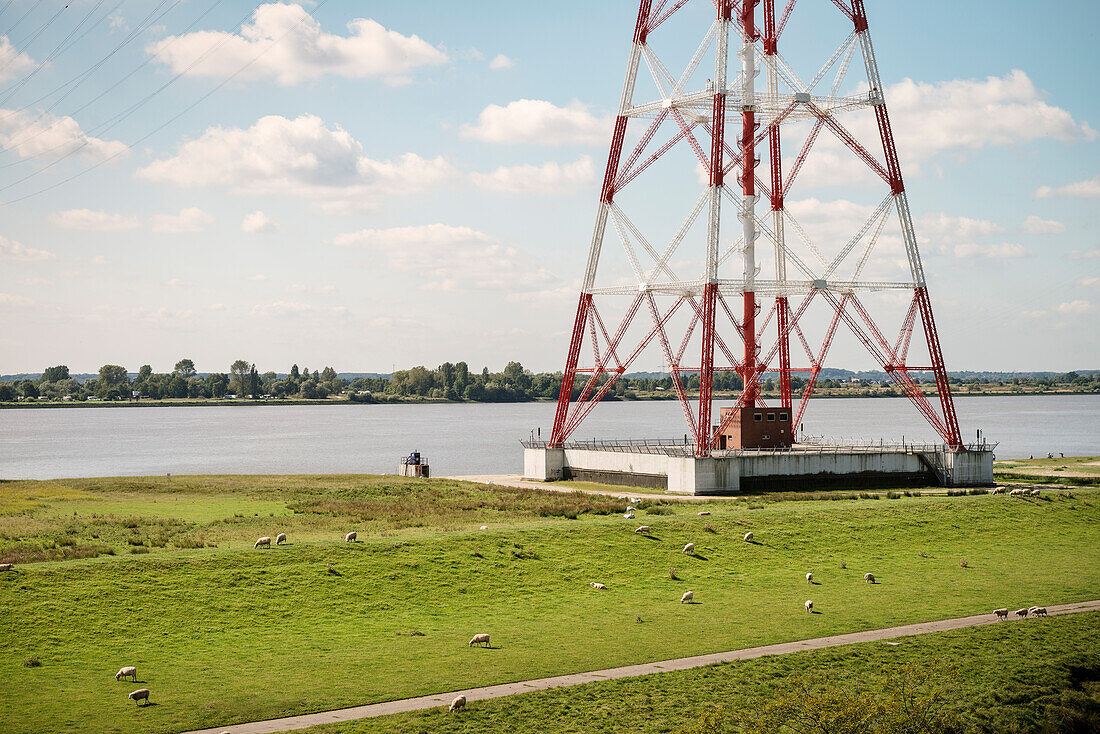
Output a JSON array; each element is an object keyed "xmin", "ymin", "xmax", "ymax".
[{"xmin": 0, "ymin": 395, "xmax": 1096, "ymax": 479}]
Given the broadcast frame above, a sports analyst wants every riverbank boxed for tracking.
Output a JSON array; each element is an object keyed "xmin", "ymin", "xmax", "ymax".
[{"xmin": 3, "ymin": 386, "xmax": 1096, "ymax": 409}]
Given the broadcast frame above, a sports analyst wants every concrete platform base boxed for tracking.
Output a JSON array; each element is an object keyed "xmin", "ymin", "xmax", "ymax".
[{"xmin": 523, "ymin": 442, "xmax": 993, "ymax": 495}]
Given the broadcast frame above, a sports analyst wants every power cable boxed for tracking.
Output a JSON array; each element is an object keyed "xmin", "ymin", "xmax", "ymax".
[
  {"xmin": 1, "ymin": 0, "xmax": 43, "ymax": 40},
  {"xmin": 0, "ymin": 1, "xmax": 67, "ymax": 74},
  {"xmin": 0, "ymin": 0, "xmax": 107, "ymax": 105},
  {"xmin": 0, "ymin": 0, "xmax": 331, "ymax": 205}
]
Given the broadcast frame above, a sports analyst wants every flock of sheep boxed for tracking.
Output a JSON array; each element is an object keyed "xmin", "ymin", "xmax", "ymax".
[
  {"xmin": 213, "ymin": 493, "xmax": 1052, "ymax": 718},
  {"xmin": 993, "ymin": 605, "xmax": 1048, "ymax": 619}
]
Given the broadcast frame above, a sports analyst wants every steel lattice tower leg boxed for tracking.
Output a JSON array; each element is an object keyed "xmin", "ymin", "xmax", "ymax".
[{"xmin": 549, "ymin": 0, "xmax": 963, "ymax": 452}]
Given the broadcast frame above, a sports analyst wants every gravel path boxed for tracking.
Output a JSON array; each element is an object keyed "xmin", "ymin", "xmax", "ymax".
[{"xmin": 180, "ymin": 599, "xmax": 1100, "ymax": 734}]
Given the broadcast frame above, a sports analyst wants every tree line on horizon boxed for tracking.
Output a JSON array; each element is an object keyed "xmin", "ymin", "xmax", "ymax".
[{"xmin": 1, "ymin": 361, "xmax": 1097, "ymax": 403}]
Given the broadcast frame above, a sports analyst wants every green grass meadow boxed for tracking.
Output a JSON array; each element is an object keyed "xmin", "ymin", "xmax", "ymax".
[{"xmin": 1, "ymin": 474, "xmax": 1098, "ymax": 733}]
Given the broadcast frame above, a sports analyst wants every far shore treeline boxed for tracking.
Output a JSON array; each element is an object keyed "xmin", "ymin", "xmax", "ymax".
[{"xmin": 1, "ymin": 360, "xmax": 1098, "ymax": 405}]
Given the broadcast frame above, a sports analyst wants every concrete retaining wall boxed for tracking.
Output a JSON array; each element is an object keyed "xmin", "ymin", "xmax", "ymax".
[{"xmin": 523, "ymin": 446, "xmax": 993, "ymax": 494}]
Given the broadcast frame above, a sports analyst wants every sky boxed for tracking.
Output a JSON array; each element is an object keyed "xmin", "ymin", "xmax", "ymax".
[{"xmin": 0, "ymin": 0, "xmax": 1097, "ymax": 376}]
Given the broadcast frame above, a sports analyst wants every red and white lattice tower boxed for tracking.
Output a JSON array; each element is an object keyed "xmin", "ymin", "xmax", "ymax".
[{"xmin": 549, "ymin": 0, "xmax": 962, "ymax": 456}]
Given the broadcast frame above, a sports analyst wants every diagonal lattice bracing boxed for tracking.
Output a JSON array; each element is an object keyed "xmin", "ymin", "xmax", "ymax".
[{"xmin": 549, "ymin": 0, "xmax": 962, "ymax": 453}]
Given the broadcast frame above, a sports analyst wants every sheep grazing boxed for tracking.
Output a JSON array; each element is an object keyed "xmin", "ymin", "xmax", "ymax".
[
  {"xmin": 128, "ymin": 689, "xmax": 150, "ymax": 705},
  {"xmin": 635, "ymin": 525, "xmax": 651, "ymax": 535},
  {"xmin": 254, "ymin": 536, "xmax": 271, "ymax": 549},
  {"xmin": 991, "ymin": 487, "xmax": 1007, "ymax": 495},
  {"xmin": 624, "ymin": 512, "xmax": 635, "ymax": 519},
  {"xmin": 467, "ymin": 633, "xmax": 490, "ymax": 648},
  {"xmin": 805, "ymin": 600, "xmax": 814, "ymax": 613},
  {"xmin": 115, "ymin": 666, "xmax": 137, "ymax": 682},
  {"xmin": 0, "ymin": 563, "xmax": 12, "ymax": 571},
  {"xmin": 1032, "ymin": 607, "xmax": 1048, "ymax": 617},
  {"xmin": 345, "ymin": 531, "xmax": 357, "ymax": 542},
  {"xmin": 479, "ymin": 525, "xmax": 488, "ymax": 530},
  {"xmin": 681, "ymin": 591, "xmax": 694, "ymax": 603},
  {"xmin": 276, "ymin": 533, "xmax": 287, "ymax": 545},
  {"xmin": 1009, "ymin": 488, "xmax": 1025, "ymax": 496},
  {"xmin": 626, "ymin": 505, "xmax": 637, "ymax": 512},
  {"xmin": 1014, "ymin": 608, "xmax": 1029, "ymax": 618},
  {"xmin": 449, "ymin": 695, "xmax": 466, "ymax": 712},
  {"xmin": 806, "ymin": 572, "xmax": 813, "ymax": 584},
  {"xmin": 682, "ymin": 543, "xmax": 695, "ymax": 554},
  {"xmin": 589, "ymin": 582, "xmax": 606, "ymax": 590},
  {"xmin": 698, "ymin": 511, "xmax": 711, "ymax": 516},
  {"xmin": 743, "ymin": 532, "xmax": 754, "ymax": 542},
  {"xmin": 864, "ymin": 572, "xmax": 875, "ymax": 584},
  {"xmin": 993, "ymin": 608, "xmax": 1009, "ymax": 620},
  {"xmin": 1028, "ymin": 488, "xmax": 1041, "ymax": 496}
]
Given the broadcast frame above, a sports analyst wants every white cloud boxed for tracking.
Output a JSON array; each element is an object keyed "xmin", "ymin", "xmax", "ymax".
[
  {"xmin": 52, "ymin": 209, "xmax": 141, "ymax": 232},
  {"xmin": 0, "ymin": 36, "xmax": 35, "ymax": 82},
  {"xmin": 165, "ymin": 278, "xmax": 185, "ymax": 287},
  {"xmin": 489, "ymin": 53, "xmax": 515, "ymax": 70},
  {"xmin": 469, "ymin": 155, "xmax": 596, "ymax": 194},
  {"xmin": 18, "ymin": 277, "xmax": 53, "ymax": 287},
  {"xmin": 246, "ymin": 274, "xmax": 268, "ymax": 282},
  {"xmin": 919, "ymin": 213, "xmax": 1004, "ymax": 243},
  {"xmin": 950, "ymin": 243, "xmax": 1029, "ymax": 259},
  {"xmin": 241, "ymin": 210, "xmax": 279, "ymax": 233},
  {"xmin": 0, "ymin": 293, "xmax": 33, "ymax": 307},
  {"xmin": 149, "ymin": 207, "xmax": 213, "ymax": 233},
  {"xmin": 148, "ymin": 3, "xmax": 447, "ymax": 85},
  {"xmin": 250, "ymin": 301, "xmax": 349, "ymax": 318},
  {"xmin": 0, "ymin": 236, "xmax": 55, "ymax": 262},
  {"xmin": 137, "ymin": 114, "xmax": 454, "ymax": 212},
  {"xmin": 1035, "ymin": 174, "xmax": 1100, "ymax": 199},
  {"xmin": 0, "ymin": 107, "xmax": 127, "ymax": 161},
  {"xmin": 1078, "ymin": 276, "xmax": 1100, "ymax": 289},
  {"xmin": 1020, "ymin": 215, "xmax": 1066, "ymax": 234},
  {"xmin": 333, "ymin": 223, "xmax": 560, "ymax": 292},
  {"xmin": 287, "ymin": 283, "xmax": 334, "ymax": 294},
  {"xmin": 1056, "ymin": 300, "xmax": 1092, "ymax": 315},
  {"xmin": 91, "ymin": 255, "xmax": 111, "ymax": 265},
  {"xmin": 461, "ymin": 99, "xmax": 611, "ymax": 145},
  {"xmin": 207, "ymin": 303, "xmax": 226, "ymax": 311},
  {"xmin": 789, "ymin": 70, "xmax": 1094, "ymax": 190},
  {"xmin": 1069, "ymin": 249, "xmax": 1100, "ymax": 260}
]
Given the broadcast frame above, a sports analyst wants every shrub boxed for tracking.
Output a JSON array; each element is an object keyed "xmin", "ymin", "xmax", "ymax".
[
  {"xmin": 23, "ymin": 657, "xmax": 41, "ymax": 668},
  {"xmin": 960, "ymin": 558, "xmax": 969, "ymax": 568},
  {"xmin": 130, "ymin": 547, "xmax": 150, "ymax": 555},
  {"xmin": 645, "ymin": 505, "xmax": 673, "ymax": 515}
]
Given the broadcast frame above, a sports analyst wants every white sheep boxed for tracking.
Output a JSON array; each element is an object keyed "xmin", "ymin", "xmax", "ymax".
[
  {"xmin": 1032, "ymin": 607, "xmax": 1047, "ymax": 617},
  {"xmin": 1009, "ymin": 488, "xmax": 1025, "ymax": 496},
  {"xmin": 681, "ymin": 591, "xmax": 694, "ymax": 603},
  {"xmin": 468, "ymin": 633, "xmax": 490, "ymax": 647},
  {"xmin": 115, "ymin": 666, "xmax": 137, "ymax": 682},
  {"xmin": 626, "ymin": 505, "xmax": 636, "ymax": 512},
  {"xmin": 1014, "ymin": 608, "xmax": 1029, "ymax": 618},
  {"xmin": 276, "ymin": 533, "xmax": 286, "ymax": 545},
  {"xmin": 479, "ymin": 525, "xmax": 488, "ymax": 530},
  {"xmin": 697, "ymin": 511, "xmax": 711, "ymax": 516},
  {"xmin": 991, "ymin": 487, "xmax": 1007, "ymax": 495},
  {"xmin": 993, "ymin": 608, "xmax": 1009, "ymax": 620},
  {"xmin": 1028, "ymin": 488, "xmax": 1041, "ymax": 496},
  {"xmin": 449, "ymin": 695, "xmax": 466, "ymax": 712},
  {"xmin": 743, "ymin": 531, "xmax": 754, "ymax": 542},
  {"xmin": 805, "ymin": 600, "xmax": 814, "ymax": 613},
  {"xmin": 254, "ymin": 536, "xmax": 271, "ymax": 549},
  {"xmin": 624, "ymin": 512, "xmax": 635, "ymax": 519},
  {"xmin": 128, "ymin": 689, "xmax": 150, "ymax": 705},
  {"xmin": 589, "ymin": 582, "xmax": 606, "ymax": 590},
  {"xmin": 345, "ymin": 531, "xmax": 357, "ymax": 542},
  {"xmin": 806, "ymin": 572, "xmax": 813, "ymax": 584},
  {"xmin": 683, "ymin": 543, "xmax": 695, "ymax": 554},
  {"xmin": 0, "ymin": 563, "xmax": 12, "ymax": 571},
  {"xmin": 635, "ymin": 525, "xmax": 651, "ymax": 535},
  {"xmin": 864, "ymin": 572, "xmax": 875, "ymax": 584}
]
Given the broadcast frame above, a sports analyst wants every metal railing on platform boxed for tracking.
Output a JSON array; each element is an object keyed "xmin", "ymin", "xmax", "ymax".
[{"xmin": 520, "ymin": 437, "xmax": 997, "ymax": 457}]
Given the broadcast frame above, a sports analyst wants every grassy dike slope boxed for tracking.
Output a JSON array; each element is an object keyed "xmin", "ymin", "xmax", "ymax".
[
  {"xmin": 1, "ymin": 476, "xmax": 1098, "ymax": 734},
  {"xmin": 303, "ymin": 612, "xmax": 1100, "ymax": 734}
]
